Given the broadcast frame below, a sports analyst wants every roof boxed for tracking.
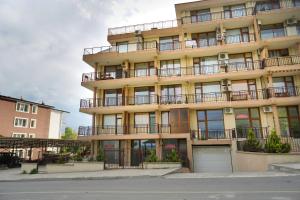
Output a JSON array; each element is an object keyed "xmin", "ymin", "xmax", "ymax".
[{"xmin": 0, "ymin": 94, "xmax": 69, "ymax": 113}]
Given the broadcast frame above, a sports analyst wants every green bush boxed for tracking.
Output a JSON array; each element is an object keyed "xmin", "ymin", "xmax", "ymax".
[
  {"xmin": 164, "ymin": 149, "xmax": 180, "ymax": 162},
  {"xmin": 29, "ymin": 168, "xmax": 38, "ymax": 174},
  {"xmin": 243, "ymin": 129, "xmax": 262, "ymax": 152},
  {"xmin": 265, "ymin": 129, "xmax": 291, "ymax": 153},
  {"xmin": 21, "ymin": 170, "xmax": 27, "ymax": 174},
  {"xmin": 145, "ymin": 150, "xmax": 158, "ymax": 162},
  {"xmin": 96, "ymin": 148, "xmax": 104, "ymax": 162}
]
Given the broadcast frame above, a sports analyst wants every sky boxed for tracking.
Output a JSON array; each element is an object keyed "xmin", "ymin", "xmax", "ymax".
[{"xmin": 0, "ymin": 0, "xmax": 194, "ymax": 131}]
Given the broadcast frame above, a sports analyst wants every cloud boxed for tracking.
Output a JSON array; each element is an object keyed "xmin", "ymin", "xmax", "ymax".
[{"xmin": 0, "ymin": 0, "xmax": 193, "ymax": 130}]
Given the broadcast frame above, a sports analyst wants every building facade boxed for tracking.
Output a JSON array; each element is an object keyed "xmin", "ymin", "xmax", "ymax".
[
  {"xmin": 79, "ymin": 0, "xmax": 300, "ymax": 172},
  {"xmin": 0, "ymin": 95, "xmax": 67, "ymax": 159}
]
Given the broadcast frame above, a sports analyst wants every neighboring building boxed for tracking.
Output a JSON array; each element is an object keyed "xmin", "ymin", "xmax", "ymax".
[
  {"xmin": 79, "ymin": 0, "xmax": 300, "ymax": 172},
  {"xmin": 0, "ymin": 95, "xmax": 68, "ymax": 159}
]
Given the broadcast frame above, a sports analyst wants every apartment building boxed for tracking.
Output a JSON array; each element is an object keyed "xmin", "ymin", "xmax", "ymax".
[
  {"xmin": 79, "ymin": 0, "xmax": 300, "ymax": 172},
  {"xmin": 0, "ymin": 95, "xmax": 67, "ymax": 159}
]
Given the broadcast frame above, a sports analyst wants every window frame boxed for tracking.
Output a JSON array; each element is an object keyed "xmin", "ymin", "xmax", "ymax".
[
  {"xmin": 30, "ymin": 119, "xmax": 37, "ymax": 129},
  {"xmin": 14, "ymin": 117, "xmax": 28, "ymax": 128},
  {"xmin": 16, "ymin": 102, "xmax": 30, "ymax": 113}
]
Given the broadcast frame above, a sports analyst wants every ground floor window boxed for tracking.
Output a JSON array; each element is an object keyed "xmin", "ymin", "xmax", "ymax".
[
  {"xmin": 131, "ymin": 140, "xmax": 156, "ymax": 166},
  {"xmin": 197, "ymin": 110, "xmax": 225, "ymax": 139},
  {"xmin": 235, "ymin": 108, "xmax": 262, "ymax": 138},
  {"xmin": 162, "ymin": 139, "xmax": 187, "ymax": 166},
  {"xmin": 278, "ymin": 106, "xmax": 300, "ymax": 138}
]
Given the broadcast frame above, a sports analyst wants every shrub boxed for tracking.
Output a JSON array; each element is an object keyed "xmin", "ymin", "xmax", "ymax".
[
  {"xmin": 265, "ymin": 129, "xmax": 291, "ymax": 153},
  {"xmin": 145, "ymin": 150, "xmax": 158, "ymax": 162},
  {"xmin": 29, "ymin": 168, "xmax": 38, "ymax": 174},
  {"xmin": 243, "ymin": 129, "xmax": 262, "ymax": 152},
  {"xmin": 164, "ymin": 149, "xmax": 180, "ymax": 162},
  {"xmin": 21, "ymin": 170, "xmax": 27, "ymax": 174},
  {"xmin": 96, "ymin": 148, "xmax": 104, "ymax": 162}
]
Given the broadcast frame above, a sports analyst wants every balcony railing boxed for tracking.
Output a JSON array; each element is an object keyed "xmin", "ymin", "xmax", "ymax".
[
  {"xmin": 159, "ymin": 41, "xmax": 181, "ymax": 51},
  {"xmin": 264, "ymin": 55, "xmax": 300, "ymax": 67},
  {"xmin": 83, "ymin": 41, "xmax": 157, "ymax": 55},
  {"xmin": 234, "ymin": 127, "xmax": 269, "ymax": 138},
  {"xmin": 78, "ymin": 124, "xmax": 171, "ymax": 136},
  {"xmin": 160, "ymin": 95, "xmax": 187, "ymax": 104},
  {"xmin": 190, "ymin": 129, "xmax": 234, "ymax": 140},
  {"xmin": 225, "ymin": 33, "xmax": 255, "ymax": 44},
  {"xmin": 230, "ymin": 89, "xmax": 267, "ymax": 101},
  {"xmin": 182, "ymin": 7, "xmax": 255, "ymax": 24},
  {"xmin": 185, "ymin": 39, "xmax": 217, "ymax": 48},
  {"xmin": 80, "ymin": 97, "xmax": 124, "ymax": 108},
  {"xmin": 191, "ymin": 92, "xmax": 227, "ymax": 103},
  {"xmin": 261, "ymin": 29, "xmax": 285, "ymax": 40},
  {"xmin": 268, "ymin": 86, "xmax": 300, "ymax": 98},
  {"xmin": 127, "ymin": 95, "xmax": 158, "ymax": 105},
  {"xmin": 108, "ymin": 19, "xmax": 179, "ymax": 35}
]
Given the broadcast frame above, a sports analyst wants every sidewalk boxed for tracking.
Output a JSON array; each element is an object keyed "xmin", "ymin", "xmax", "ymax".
[{"xmin": 0, "ymin": 168, "xmax": 178, "ymax": 182}]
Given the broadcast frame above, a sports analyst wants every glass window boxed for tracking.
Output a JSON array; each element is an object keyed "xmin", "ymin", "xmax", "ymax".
[
  {"xmin": 224, "ymin": 4, "xmax": 246, "ymax": 19},
  {"xmin": 104, "ymin": 89, "xmax": 122, "ymax": 106},
  {"xmin": 278, "ymin": 106, "xmax": 300, "ymax": 137},
  {"xmin": 255, "ymin": 0, "xmax": 280, "ymax": 12},
  {"xmin": 117, "ymin": 41, "xmax": 128, "ymax": 53},
  {"xmin": 159, "ymin": 36, "xmax": 179, "ymax": 51},
  {"xmin": 32, "ymin": 105, "xmax": 38, "ymax": 114},
  {"xmin": 193, "ymin": 56, "xmax": 219, "ymax": 75},
  {"xmin": 160, "ymin": 59, "xmax": 181, "ymax": 77},
  {"xmin": 161, "ymin": 112, "xmax": 169, "ymax": 125},
  {"xmin": 14, "ymin": 118, "xmax": 28, "ymax": 128},
  {"xmin": 261, "ymin": 24, "xmax": 285, "ymax": 40},
  {"xmin": 235, "ymin": 108, "xmax": 261, "ymax": 137},
  {"xmin": 134, "ymin": 62, "xmax": 155, "ymax": 77},
  {"xmin": 16, "ymin": 102, "xmax": 30, "ymax": 113},
  {"xmin": 190, "ymin": 9, "xmax": 211, "ymax": 23},
  {"xmin": 30, "ymin": 119, "xmax": 36, "ymax": 128},
  {"xmin": 268, "ymin": 49, "xmax": 289, "ymax": 58},
  {"xmin": 134, "ymin": 87, "xmax": 155, "ymax": 104},
  {"xmin": 197, "ymin": 110, "xmax": 225, "ymax": 139},
  {"xmin": 161, "ymin": 85, "xmax": 182, "ymax": 104}
]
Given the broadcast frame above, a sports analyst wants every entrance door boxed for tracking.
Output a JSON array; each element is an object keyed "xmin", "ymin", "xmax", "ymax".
[{"xmin": 193, "ymin": 146, "xmax": 232, "ymax": 173}]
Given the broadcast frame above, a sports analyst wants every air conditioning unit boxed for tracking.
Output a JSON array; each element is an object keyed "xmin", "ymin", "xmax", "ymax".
[
  {"xmin": 216, "ymin": 33, "xmax": 224, "ymax": 41},
  {"xmin": 221, "ymin": 79, "xmax": 231, "ymax": 86},
  {"xmin": 263, "ymin": 106, "xmax": 273, "ymax": 113},
  {"xmin": 221, "ymin": 85, "xmax": 232, "ymax": 92},
  {"xmin": 224, "ymin": 107, "xmax": 233, "ymax": 114},
  {"xmin": 218, "ymin": 52, "xmax": 229, "ymax": 61},
  {"xmin": 285, "ymin": 18, "xmax": 297, "ymax": 26}
]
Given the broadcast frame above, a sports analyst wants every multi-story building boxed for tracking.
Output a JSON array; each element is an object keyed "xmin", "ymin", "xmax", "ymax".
[
  {"xmin": 0, "ymin": 95, "xmax": 67, "ymax": 159},
  {"xmin": 79, "ymin": 0, "xmax": 300, "ymax": 172}
]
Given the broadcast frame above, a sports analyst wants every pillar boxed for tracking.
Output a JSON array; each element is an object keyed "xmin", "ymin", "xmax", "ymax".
[
  {"xmin": 155, "ymin": 140, "xmax": 162, "ymax": 160},
  {"xmin": 123, "ymin": 60, "xmax": 129, "ymax": 77},
  {"xmin": 253, "ymin": 17, "xmax": 260, "ymax": 42},
  {"xmin": 186, "ymin": 138, "xmax": 193, "ymax": 171},
  {"xmin": 272, "ymin": 105, "xmax": 281, "ymax": 136},
  {"xmin": 154, "ymin": 56, "xmax": 159, "ymax": 75}
]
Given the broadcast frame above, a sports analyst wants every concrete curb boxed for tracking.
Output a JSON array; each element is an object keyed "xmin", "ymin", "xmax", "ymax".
[{"xmin": 270, "ymin": 164, "xmax": 300, "ymax": 174}]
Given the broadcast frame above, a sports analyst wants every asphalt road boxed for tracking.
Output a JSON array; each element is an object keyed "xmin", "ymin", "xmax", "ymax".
[{"xmin": 0, "ymin": 175, "xmax": 300, "ymax": 200}]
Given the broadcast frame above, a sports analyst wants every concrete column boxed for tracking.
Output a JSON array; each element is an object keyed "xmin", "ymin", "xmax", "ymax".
[
  {"xmin": 219, "ymin": 23, "xmax": 225, "ymax": 46},
  {"xmin": 93, "ymin": 140, "xmax": 99, "ymax": 160},
  {"xmin": 155, "ymin": 83, "xmax": 160, "ymax": 103},
  {"xmin": 156, "ymin": 140, "xmax": 162, "ymax": 160},
  {"xmin": 186, "ymin": 138, "xmax": 193, "ymax": 171},
  {"xmin": 260, "ymin": 46, "xmax": 268, "ymax": 60},
  {"xmin": 123, "ymin": 60, "xmax": 129, "ymax": 77},
  {"xmin": 267, "ymin": 73, "xmax": 273, "ymax": 88},
  {"xmin": 154, "ymin": 56, "xmax": 159, "ymax": 75},
  {"xmin": 253, "ymin": 18, "xmax": 260, "ymax": 42},
  {"xmin": 124, "ymin": 86, "xmax": 129, "ymax": 105},
  {"xmin": 272, "ymin": 105, "xmax": 281, "ymax": 136}
]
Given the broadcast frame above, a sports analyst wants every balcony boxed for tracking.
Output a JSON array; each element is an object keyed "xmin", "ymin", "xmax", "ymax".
[
  {"xmin": 235, "ymin": 127, "xmax": 269, "ymax": 138},
  {"xmin": 83, "ymin": 41, "xmax": 157, "ymax": 55},
  {"xmin": 78, "ymin": 124, "xmax": 171, "ymax": 136},
  {"xmin": 190, "ymin": 129, "xmax": 234, "ymax": 140},
  {"xmin": 127, "ymin": 95, "xmax": 158, "ymax": 105},
  {"xmin": 225, "ymin": 33, "xmax": 256, "ymax": 44},
  {"xmin": 255, "ymin": 0, "xmax": 300, "ymax": 13},
  {"xmin": 261, "ymin": 29, "xmax": 285, "ymax": 40},
  {"xmin": 264, "ymin": 55, "xmax": 300, "ymax": 67},
  {"xmin": 159, "ymin": 41, "xmax": 182, "ymax": 51},
  {"xmin": 182, "ymin": 7, "xmax": 254, "ymax": 24},
  {"xmin": 268, "ymin": 86, "xmax": 300, "ymax": 98}
]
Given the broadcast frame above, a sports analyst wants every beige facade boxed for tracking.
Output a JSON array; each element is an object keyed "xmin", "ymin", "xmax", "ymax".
[{"xmin": 79, "ymin": 0, "xmax": 300, "ymax": 170}]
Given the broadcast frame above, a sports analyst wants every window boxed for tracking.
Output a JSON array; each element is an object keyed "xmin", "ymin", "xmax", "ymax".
[
  {"xmin": 103, "ymin": 89, "xmax": 122, "ymax": 106},
  {"xmin": 14, "ymin": 117, "xmax": 28, "ymax": 128},
  {"xmin": 192, "ymin": 32, "xmax": 216, "ymax": 48},
  {"xmin": 235, "ymin": 108, "xmax": 262, "ymax": 137},
  {"xmin": 190, "ymin": 9, "xmax": 211, "ymax": 23},
  {"xmin": 31, "ymin": 105, "xmax": 38, "ymax": 114},
  {"xmin": 117, "ymin": 41, "xmax": 128, "ymax": 53},
  {"xmin": 197, "ymin": 110, "xmax": 225, "ymax": 139},
  {"xmin": 226, "ymin": 28, "xmax": 249, "ymax": 44},
  {"xmin": 161, "ymin": 85, "xmax": 182, "ymax": 104},
  {"xmin": 12, "ymin": 133, "xmax": 27, "ymax": 138},
  {"xmin": 134, "ymin": 62, "xmax": 155, "ymax": 77},
  {"xmin": 231, "ymin": 79, "xmax": 257, "ymax": 100},
  {"xmin": 228, "ymin": 53, "xmax": 253, "ymax": 71},
  {"xmin": 195, "ymin": 82, "xmax": 222, "ymax": 102},
  {"xmin": 161, "ymin": 112, "xmax": 170, "ymax": 125},
  {"xmin": 255, "ymin": 0, "xmax": 280, "ymax": 12},
  {"xmin": 30, "ymin": 119, "xmax": 37, "ymax": 128},
  {"xmin": 159, "ymin": 36, "xmax": 179, "ymax": 51},
  {"xmin": 134, "ymin": 112, "xmax": 156, "ymax": 133},
  {"xmin": 28, "ymin": 133, "xmax": 36, "ymax": 138},
  {"xmin": 272, "ymin": 76, "xmax": 295, "ymax": 97},
  {"xmin": 278, "ymin": 106, "xmax": 300, "ymax": 137},
  {"xmin": 134, "ymin": 87, "xmax": 155, "ymax": 105},
  {"xmin": 261, "ymin": 24, "xmax": 285, "ymax": 40},
  {"xmin": 102, "ymin": 114, "xmax": 122, "ymax": 134},
  {"xmin": 268, "ymin": 49, "xmax": 289, "ymax": 58},
  {"xmin": 16, "ymin": 102, "xmax": 30, "ymax": 113},
  {"xmin": 160, "ymin": 59, "xmax": 181, "ymax": 77},
  {"xmin": 104, "ymin": 65, "xmax": 123, "ymax": 79},
  {"xmin": 193, "ymin": 56, "xmax": 219, "ymax": 75},
  {"xmin": 224, "ymin": 4, "xmax": 246, "ymax": 19}
]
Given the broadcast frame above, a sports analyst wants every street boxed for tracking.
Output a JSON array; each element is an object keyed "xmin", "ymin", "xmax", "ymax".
[{"xmin": 0, "ymin": 175, "xmax": 300, "ymax": 200}]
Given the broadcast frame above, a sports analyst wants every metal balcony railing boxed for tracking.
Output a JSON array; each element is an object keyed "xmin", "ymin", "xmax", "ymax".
[
  {"xmin": 190, "ymin": 129, "xmax": 234, "ymax": 140},
  {"xmin": 267, "ymin": 86, "xmax": 300, "ymax": 98},
  {"xmin": 234, "ymin": 127, "xmax": 269, "ymax": 138},
  {"xmin": 182, "ymin": 7, "xmax": 255, "ymax": 24},
  {"xmin": 80, "ymin": 97, "xmax": 124, "ymax": 108},
  {"xmin": 159, "ymin": 41, "xmax": 181, "ymax": 51},
  {"xmin": 159, "ymin": 95, "xmax": 187, "ymax": 104},
  {"xmin": 230, "ymin": 89, "xmax": 267, "ymax": 101},
  {"xmin": 78, "ymin": 124, "xmax": 171, "ymax": 136},
  {"xmin": 225, "ymin": 33, "xmax": 256, "ymax": 44},
  {"xmin": 264, "ymin": 55, "xmax": 300, "ymax": 67},
  {"xmin": 190, "ymin": 92, "xmax": 227, "ymax": 103},
  {"xmin": 127, "ymin": 95, "xmax": 158, "ymax": 105},
  {"xmin": 261, "ymin": 29, "xmax": 285, "ymax": 40},
  {"xmin": 108, "ymin": 19, "xmax": 179, "ymax": 35},
  {"xmin": 184, "ymin": 39, "xmax": 217, "ymax": 48},
  {"xmin": 83, "ymin": 41, "xmax": 157, "ymax": 55}
]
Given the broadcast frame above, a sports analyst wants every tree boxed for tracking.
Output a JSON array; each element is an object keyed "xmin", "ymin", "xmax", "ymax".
[
  {"xmin": 61, "ymin": 127, "xmax": 77, "ymax": 140},
  {"xmin": 243, "ymin": 129, "xmax": 262, "ymax": 152},
  {"xmin": 265, "ymin": 129, "xmax": 291, "ymax": 153}
]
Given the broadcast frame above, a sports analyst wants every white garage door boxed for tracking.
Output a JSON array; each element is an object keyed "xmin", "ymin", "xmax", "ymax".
[{"xmin": 193, "ymin": 146, "xmax": 232, "ymax": 173}]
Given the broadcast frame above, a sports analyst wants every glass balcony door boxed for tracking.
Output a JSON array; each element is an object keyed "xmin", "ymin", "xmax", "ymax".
[
  {"xmin": 134, "ymin": 62, "xmax": 155, "ymax": 77},
  {"xmin": 159, "ymin": 36, "xmax": 179, "ymax": 51},
  {"xmin": 160, "ymin": 59, "xmax": 181, "ymax": 77},
  {"xmin": 197, "ymin": 110, "xmax": 225, "ymax": 139},
  {"xmin": 134, "ymin": 112, "xmax": 156, "ymax": 134},
  {"xmin": 235, "ymin": 108, "xmax": 262, "ymax": 138},
  {"xmin": 255, "ymin": 0, "xmax": 280, "ymax": 12},
  {"xmin": 161, "ymin": 85, "xmax": 182, "ymax": 104},
  {"xmin": 278, "ymin": 106, "xmax": 300, "ymax": 137},
  {"xmin": 190, "ymin": 9, "xmax": 211, "ymax": 23},
  {"xmin": 103, "ymin": 114, "xmax": 123, "ymax": 134},
  {"xmin": 104, "ymin": 89, "xmax": 122, "ymax": 106},
  {"xmin": 195, "ymin": 82, "xmax": 222, "ymax": 102},
  {"xmin": 224, "ymin": 4, "xmax": 246, "ymax": 19},
  {"xmin": 228, "ymin": 53, "xmax": 253, "ymax": 71},
  {"xmin": 226, "ymin": 28, "xmax": 249, "ymax": 43},
  {"xmin": 192, "ymin": 32, "xmax": 216, "ymax": 48},
  {"xmin": 117, "ymin": 41, "xmax": 129, "ymax": 53},
  {"xmin": 104, "ymin": 65, "xmax": 123, "ymax": 79},
  {"xmin": 193, "ymin": 56, "xmax": 219, "ymax": 75},
  {"xmin": 231, "ymin": 80, "xmax": 257, "ymax": 100},
  {"xmin": 134, "ymin": 87, "xmax": 155, "ymax": 105},
  {"xmin": 261, "ymin": 24, "xmax": 285, "ymax": 40},
  {"xmin": 272, "ymin": 76, "xmax": 295, "ymax": 97}
]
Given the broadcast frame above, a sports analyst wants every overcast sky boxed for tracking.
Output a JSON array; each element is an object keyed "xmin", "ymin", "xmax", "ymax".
[{"xmin": 0, "ymin": 0, "xmax": 193, "ymax": 131}]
